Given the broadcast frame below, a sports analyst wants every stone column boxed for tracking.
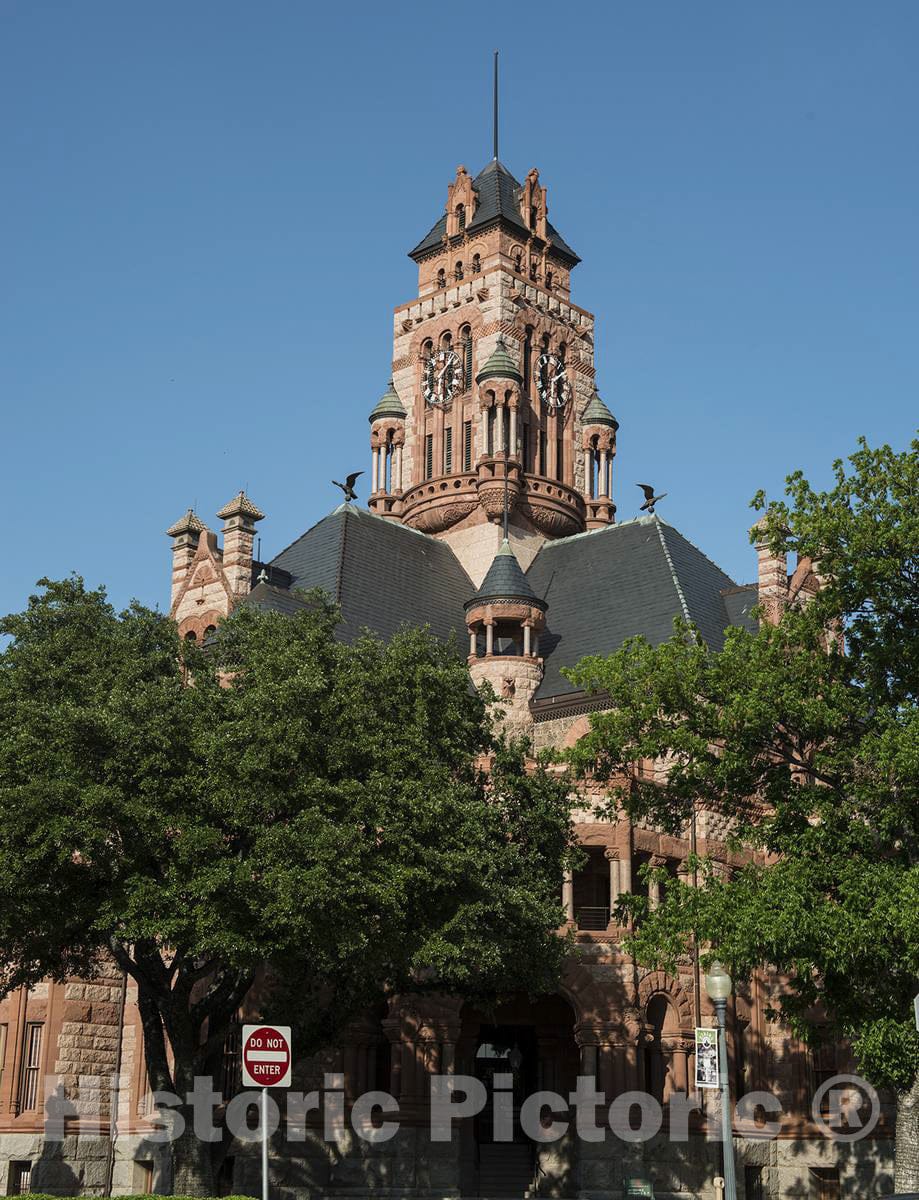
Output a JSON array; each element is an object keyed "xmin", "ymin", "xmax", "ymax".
[
  {"xmin": 371, "ymin": 446, "xmax": 379, "ymax": 494},
  {"xmin": 604, "ymin": 847, "xmax": 621, "ymax": 922},
  {"xmin": 579, "ymin": 1042, "xmax": 598, "ymax": 1083},
  {"xmin": 509, "ymin": 404, "xmax": 517, "ymax": 457},
  {"xmin": 598, "ymin": 449, "xmax": 608, "ymax": 496},
  {"xmin": 619, "ymin": 835, "xmax": 633, "ymax": 895},
  {"xmin": 394, "ymin": 443, "xmax": 403, "ymax": 492},
  {"xmin": 562, "ymin": 869, "xmax": 574, "ymax": 922},
  {"xmin": 671, "ymin": 1039, "xmax": 689, "ymax": 1095},
  {"xmin": 485, "ymin": 621, "xmax": 494, "ymax": 656},
  {"xmin": 469, "ymin": 628, "xmax": 477, "ymax": 657},
  {"xmin": 523, "ymin": 624, "xmax": 532, "ymax": 656}
]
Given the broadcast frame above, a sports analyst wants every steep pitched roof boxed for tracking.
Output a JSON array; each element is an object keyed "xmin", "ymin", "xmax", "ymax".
[
  {"xmin": 250, "ymin": 504, "xmax": 473, "ymax": 647},
  {"xmin": 467, "ymin": 540, "xmax": 545, "ymax": 610},
  {"xmin": 524, "ymin": 516, "xmax": 750, "ymax": 700},
  {"xmin": 409, "ymin": 160, "xmax": 579, "ymax": 264}
]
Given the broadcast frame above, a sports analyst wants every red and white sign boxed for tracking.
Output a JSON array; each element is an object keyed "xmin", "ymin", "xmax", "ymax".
[{"xmin": 242, "ymin": 1024, "xmax": 292, "ymax": 1089}]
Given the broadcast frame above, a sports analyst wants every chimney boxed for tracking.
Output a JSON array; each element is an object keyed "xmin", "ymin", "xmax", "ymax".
[
  {"xmin": 216, "ymin": 491, "xmax": 265, "ymax": 597},
  {"xmin": 166, "ymin": 509, "xmax": 206, "ymax": 609},
  {"xmin": 754, "ymin": 519, "xmax": 788, "ymax": 625}
]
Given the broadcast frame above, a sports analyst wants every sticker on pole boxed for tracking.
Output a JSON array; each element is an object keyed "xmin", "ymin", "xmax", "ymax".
[
  {"xmin": 694, "ymin": 1027, "xmax": 719, "ymax": 1089},
  {"xmin": 242, "ymin": 1025, "xmax": 292, "ymax": 1088}
]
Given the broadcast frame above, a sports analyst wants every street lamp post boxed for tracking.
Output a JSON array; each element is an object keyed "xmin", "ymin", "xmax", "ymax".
[{"xmin": 705, "ymin": 961, "xmax": 737, "ymax": 1200}]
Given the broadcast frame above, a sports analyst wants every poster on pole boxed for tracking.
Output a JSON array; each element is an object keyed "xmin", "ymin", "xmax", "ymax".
[{"xmin": 694, "ymin": 1027, "xmax": 719, "ymax": 1089}]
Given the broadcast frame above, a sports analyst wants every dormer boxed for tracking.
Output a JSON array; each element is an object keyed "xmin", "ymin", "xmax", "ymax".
[
  {"xmin": 446, "ymin": 165, "xmax": 477, "ymax": 238},
  {"xmin": 520, "ymin": 168, "xmax": 548, "ymax": 242}
]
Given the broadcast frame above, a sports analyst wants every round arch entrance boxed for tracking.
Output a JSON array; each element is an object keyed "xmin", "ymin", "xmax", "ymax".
[{"xmin": 457, "ymin": 993, "xmax": 578, "ymax": 1197}]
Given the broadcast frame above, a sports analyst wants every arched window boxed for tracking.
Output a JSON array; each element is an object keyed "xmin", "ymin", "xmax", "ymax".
[
  {"xmin": 456, "ymin": 203, "xmax": 466, "ymax": 232},
  {"xmin": 184, "ymin": 630, "xmax": 197, "ymax": 642},
  {"xmin": 529, "ymin": 258, "xmax": 538, "ymax": 281},
  {"xmin": 204, "ymin": 624, "xmax": 217, "ymax": 641},
  {"xmin": 546, "ymin": 269, "xmax": 553, "ymax": 291},
  {"xmin": 440, "ymin": 330, "xmax": 452, "ymax": 350},
  {"xmin": 422, "ymin": 338, "xmax": 434, "ymax": 360},
  {"xmin": 530, "ymin": 204, "xmax": 538, "ymax": 230},
  {"xmin": 559, "ymin": 342, "xmax": 567, "ymax": 363},
  {"xmin": 514, "ymin": 251, "xmax": 522, "ymax": 274},
  {"xmin": 472, "ymin": 253, "xmax": 481, "ymax": 274},
  {"xmin": 436, "ymin": 267, "xmax": 446, "ymax": 289},
  {"xmin": 454, "ymin": 260, "xmax": 464, "ymax": 281}
]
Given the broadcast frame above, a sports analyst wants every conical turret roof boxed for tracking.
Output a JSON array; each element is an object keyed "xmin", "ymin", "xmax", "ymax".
[
  {"xmin": 475, "ymin": 335, "xmax": 523, "ymax": 386},
  {"xmin": 465, "ymin": 540, "xmax": 547, "ymax": 611},
  {"xmin": 368, "ymin": 380, "xmax": 406, "ymax": 422},
  {"xmin": 582, "ymin": 385, "xmax": 619, "ymax": 429}
]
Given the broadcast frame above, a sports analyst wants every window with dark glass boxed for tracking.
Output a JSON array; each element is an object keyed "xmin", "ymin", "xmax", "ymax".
[
  {"xmin": 19, "ymin": 1023, "xmax": 43, "ymax": 1111},
  {"xmin": 425, "ymin": 434, "xmax": 434, "ymax": 480},
  {"xmin": 456, "ymin": 203, "xmax": 466, "ymax": 231},
  {"xmin": 809, "ymin": 1168, "xmax": 840, "ymax": 1200},
  {"xmin": 744, "ymin": 1166, "xmax": 764, "ymax": 1200},
  {"xmin": 9, "ymin": 1163, "xmax": 31, "ymax": 1195},
  {"xmin": 444, "ymin": 427, "xmax": 453, "ymax": 474},
  {"xmin": 463, "ymin": 421, "xmax": 473, "ymax": 472}
]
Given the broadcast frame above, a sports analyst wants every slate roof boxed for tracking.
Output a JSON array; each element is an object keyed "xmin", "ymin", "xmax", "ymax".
[
  {"xmin": 410, "ymin": 160, "xmax": 579, "ymax": 265},
  {"xmin": 525, "ymin": 516, "xmax": 753, "ymax": 700},
  {"xmin": 243, "ymin": 506, "xmax": 756, "ymax": 706},
  {"xmin": 467, "ymin": 541, "xmax": 546, "ymax": 610},
  {"xmin": 248, "ymin": 504, "xmax": 473, "ymax": 647}
]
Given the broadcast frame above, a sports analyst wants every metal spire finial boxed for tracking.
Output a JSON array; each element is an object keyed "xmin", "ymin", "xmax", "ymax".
[{"xmin": 493, "ymin": 51, "xmax": 499, "ymax": 161}]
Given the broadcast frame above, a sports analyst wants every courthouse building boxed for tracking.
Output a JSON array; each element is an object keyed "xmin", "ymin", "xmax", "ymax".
[{"xmin": 0, "ymin": 153, "xmax": 894, "ymax": 1200}]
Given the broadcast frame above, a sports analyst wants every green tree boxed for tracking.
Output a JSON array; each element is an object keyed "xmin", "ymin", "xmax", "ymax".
[
  {"xmin": 0, "ymin": 580, "xmax": 577, "ymax": 1196},
  {"xmin": 566, "ymin": 437, "xmax": 919, "ymax": 1190}
]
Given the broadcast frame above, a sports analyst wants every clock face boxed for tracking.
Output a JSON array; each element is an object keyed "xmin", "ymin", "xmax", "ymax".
[
  {"xmin": 537, "ymin": 352, "xmax": 570, "ymax": 410},
  {"xmin": 423, "ymin": 349, "xmax": 463, "ymax": 406}
]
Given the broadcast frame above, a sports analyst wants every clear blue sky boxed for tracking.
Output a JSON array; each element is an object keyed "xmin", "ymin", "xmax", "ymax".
[{"xmin": 3, "ymin": 0, "xmax": 917, "ymax": 617}]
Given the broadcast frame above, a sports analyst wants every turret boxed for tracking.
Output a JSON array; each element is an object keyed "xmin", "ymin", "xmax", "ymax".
[
  {"xmin": 368, "ymin": 380, "xmax": 406, "ymax": 520},
  {"xmin": 581, "ymin": 386, "xmax": 618, "ymax": 529},
  {"xmin": 464, "ymin": 539, "xmax": 547, "ymax": 734},
  {"xmin": 475, "ymin": 335, "xmax": 525, "ymax": 523},
  {"xmin": 166, "ymin": 508, "xmax": 206, "ymax": 609},
  {"xmin": 216, "ymin": 491, "xmax": 265, "ymax": 596}
]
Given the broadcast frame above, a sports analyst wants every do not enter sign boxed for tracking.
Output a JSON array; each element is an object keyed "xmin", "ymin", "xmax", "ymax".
[{"xmin": 242, "ymin": 1025, "xmax": 292, "ymax": 1088}]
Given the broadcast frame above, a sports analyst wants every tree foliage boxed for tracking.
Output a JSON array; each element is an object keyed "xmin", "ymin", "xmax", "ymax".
[
  {"xmin": 0, "ymin": 580, "xmax": 577, "ymax": 1193},
  {"xmin": 566, "ymin": 436, "xmax": 919, "ymax": 1182}
]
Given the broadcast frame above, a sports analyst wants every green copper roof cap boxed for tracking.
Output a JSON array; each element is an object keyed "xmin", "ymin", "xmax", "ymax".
[
  {"xmin": 465, "ymin": 539, "xmax": 547, "ymax": 611},
  {"xmin": 582, "ymin": 385, "xmax": 619, "ymax": 429},
  {"xmin": 368, "ymin": 380, "xmax": 406, "ymax": 422},
  {"xmin": 475, "ymin": 335, "xmax": 523, "ymax": 386}
]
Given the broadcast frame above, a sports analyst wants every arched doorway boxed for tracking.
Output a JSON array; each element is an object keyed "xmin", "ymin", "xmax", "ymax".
[{"xmin": 458, "ymin": 994, "xmax": 578, "ymax": 1197}]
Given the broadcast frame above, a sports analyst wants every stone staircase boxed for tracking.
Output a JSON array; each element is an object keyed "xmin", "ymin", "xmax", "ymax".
[{"xmin": 476, "ymin": 1143, "xmax": 536, "ymax": 1197}]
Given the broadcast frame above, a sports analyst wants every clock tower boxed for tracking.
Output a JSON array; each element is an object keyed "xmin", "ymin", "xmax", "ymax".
[{"xmin": 367, "ymin": 158, "xmax": 619, "ymax": 585}]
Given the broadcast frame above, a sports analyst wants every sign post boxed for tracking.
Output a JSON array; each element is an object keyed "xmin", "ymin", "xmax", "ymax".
[{"xmin": 242, "ymin": 1025, "xmax": 292, "ymax": 1200}]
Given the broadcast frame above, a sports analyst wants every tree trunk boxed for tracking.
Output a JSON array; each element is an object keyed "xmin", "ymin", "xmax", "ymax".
[
  {"xmin": 172, "ymin": 1118, "xmax": 216, "ymax": 1197},
  {"xmin": 895, "ymin": 1069, "xmax": 919, "ymax": 1193}
]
